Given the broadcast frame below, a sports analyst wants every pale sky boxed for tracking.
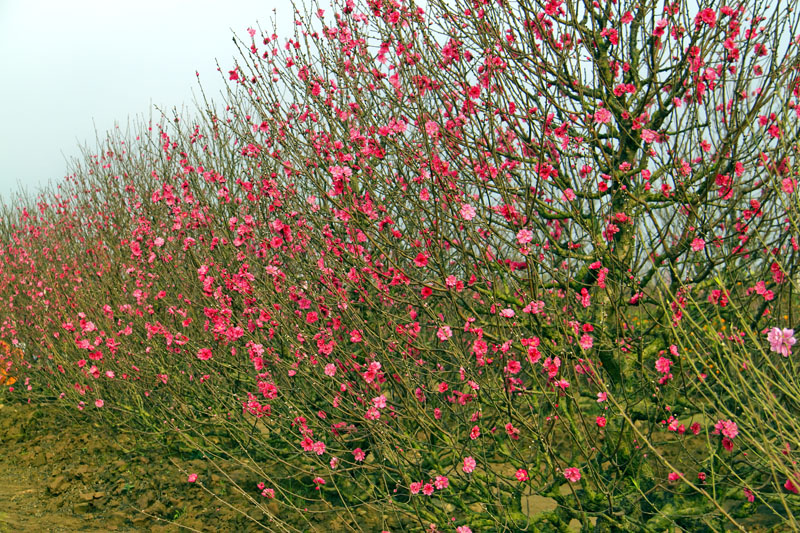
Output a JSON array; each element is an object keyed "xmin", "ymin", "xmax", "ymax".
[{"xmin": 0, "ymin": 0, "xmax": 292, "ymax": 202}]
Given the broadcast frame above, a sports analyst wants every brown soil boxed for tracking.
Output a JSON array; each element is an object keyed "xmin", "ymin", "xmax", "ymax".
[{"xmin": 0, "ymin": 401, "xmax": 274, "ymax": 532}]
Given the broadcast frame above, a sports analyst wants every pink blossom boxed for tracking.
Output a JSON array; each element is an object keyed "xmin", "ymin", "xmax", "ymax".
[
  {"xmin": 505, "ymin": 423, "xmax": 520, "ymax": 440},
  {"xmin": 653, "ymin": 19, "xmax": 668, "ymax": 36},
  {"xmin": 95, "ymin": 399, "xmax": 104, "ymax": 408},
  {"xmin": 437, "ymin": 325, "xmax": 453, "ymax": 341},
  {"xmin": 768, "ymin": 327, "xmax": 796, "ymax": 357},
  {"xmin": 462, "ymin": 456, "xmax": 476, "ymax": 473},
  {"xmin": 424, "ymin": 120, "xmax": 439, "ymax": 136},
  {"xmin": 603, "ymin": 222, "xmax": 620, "ymax": 241},
  {"xmin": 655, "ymin": 356, "xmax": 672, "ymax": 374},
  {"xmin": 456, "ymin": 527, "xmax": 473, "ymax": 533},
  {"xmin": 505, "ymin": 360, "xmax": 521, "ymax": 375},
  {"xmin": 708, "ymin": 289, "xmax": 729, "ymax": 306},
  {"xmin": 523, "ymin": 300, "xmax": 545, "ymax": 314},
  {"xmin": 577, "ymin": 288, "xmax": 591, "ymax": 308},
  {"xmin": 563, "ymin": 467, "xmax": 581, "ymax": 482},
  {"xmin": 409, "ymin": 481, "xmax": 423, "ymax": 494},
  {"xmin": 516, "ymin": 228, "xmax": 533, "ymax": 245},
  {"xmin": 460, "ymin": 204, "xmax": 476, "ymax": 221},
  {"xmin": 363, "ymin": 361, "xmax": 382, "ymax": 382},
  {"xmin": 640, "ymin": 129, "xmax": 659, "ymax": 143},
  {"xmin": 187, "ymin": 473, "xmax": 198, "ymax": 483},
  {"xmin": 579, "ymin": 334, "xmax": 593, "ymax": 350},
  {"xmin": 372, "ymin": 395, "xmax": 387, "ymax": 409},
  {"xmin": 353, "ymin": 448, "xmax": 366, "ymax": 462},
  {"xmin": 324, "ymin": 363, "xmax": 337, "ymax": 377},
  {"xmin": 600, "ymin": 27, "xmax": 619, "ymax": 45},
  {"xmin": 714, "ymin": 419, "xmax": 739, "ymax": 440},
  {"xmin": 690, "ymin": 238, "xmax": 705, "ymax": 251},
  {"xmin": 594, "ymin": 108, "xmax": 612, "ymax": 123},
  {"xmin": 197, "ymin": 348, "xmax": 213, "ymax": 361},
  {"xmin": 597, "ymin": 392, "xmax": 607, "ymax": 402},
  {"xmin": 434, "ymin": 475, "xmax": 449, "ymax": 489},
  {"xmin": 527, "ymin": 346, "xmax": 541, "ymax": 364},
  {"xmin": 695, "ymin": 8, "xmax": 717, "ymax": 28},
  {"xmin": 515, "ymin": 468, "xmax": 529, "ymax": 482},
  {"xmin": 543, "ymin": 356, "xmax": 561, "ymax": 378}
]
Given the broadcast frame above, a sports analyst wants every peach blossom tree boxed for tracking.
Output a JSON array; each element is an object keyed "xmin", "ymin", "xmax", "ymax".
[{"xmin": 1, "ymin": 0, "xmax": 800, "ymax": 530}]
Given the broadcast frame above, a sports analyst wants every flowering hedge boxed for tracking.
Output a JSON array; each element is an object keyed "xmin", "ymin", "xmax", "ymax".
[{"xmin": 2, "ymin": 0, "xmax": 800, "ymax": 530}]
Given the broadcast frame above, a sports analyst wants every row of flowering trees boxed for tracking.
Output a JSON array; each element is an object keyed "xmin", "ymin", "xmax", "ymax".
[{"xmin": 1, "ymin": 0, "xmax": 800, "ymax": 530}]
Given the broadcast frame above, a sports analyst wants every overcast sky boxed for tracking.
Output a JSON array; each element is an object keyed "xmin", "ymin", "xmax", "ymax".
[{"xmin": 0, "ymin": 0, "xmax": 292, "ymax": 203}]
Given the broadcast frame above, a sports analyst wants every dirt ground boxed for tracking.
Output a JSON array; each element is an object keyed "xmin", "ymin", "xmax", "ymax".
[{"xmin": 0, "ymin": 401, "xmax": 278, "ymax": 532}]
